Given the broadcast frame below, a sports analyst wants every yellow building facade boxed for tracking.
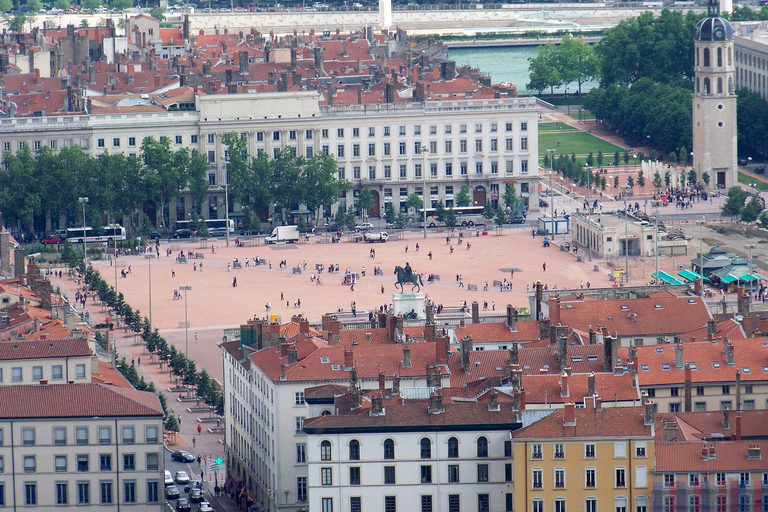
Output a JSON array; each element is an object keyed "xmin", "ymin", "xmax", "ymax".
[{"xmin": 513, "ymin": 403, "xmax": 655, "ymax": 512}]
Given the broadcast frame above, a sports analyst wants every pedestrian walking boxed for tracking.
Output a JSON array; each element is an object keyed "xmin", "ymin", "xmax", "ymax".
[
  {"xmin": 137, "ymin": 357, "xmax": 141, "ymax": 366},
  {"xmin": 543, "ymin": 262, "xmax": 547, "ymax": 272},
  {"xmin": 381, "ymin": 285, "xmax": 385, "ymax": 294},
  {"xmin": 428, "ymin": 251, "xmax": 432, "ymax": 260},
  {"xmin": 193, "ymin": 437, "xmax": 196, "ymax": 447},
  {"xmin": 197, "ymin": 424, "xmax": 202, "ymax": 434},
  {"xmin": 227, "ymin": 262, "xmax": 231, "ymax": 272},
  {"xmin": 405, "ymin": 244, "xmax": 409, "ymax": 253},
  {"xmin": 233, "ymin": 277, "xmax": 237, "ymax": 287},
  {"xmin": 172, "ymin": 268, "xmax": 175, "ymax": 277}
]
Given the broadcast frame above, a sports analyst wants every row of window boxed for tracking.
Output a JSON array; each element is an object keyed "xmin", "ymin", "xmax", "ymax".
[
  {"xmin": 328, "ymin": 137, "xmax": 528, "ymax": 159},
  {"xmin": 663, "ymin": 471, "xmax": 768, "ymax": 488},
  {"xmin": 531, "ymin": 496, "xmax": 648, "ymax": 512},
  {"xmin": 317, "ymin": 492, "xmax": 508, "ymax": 512},
  {"xmin": 658, "ymin": 494, "xmax": 768, "ymax": 512},
  {"xmin": 530, "ymin": 465, "xmax": 647, "ymax": 490},
  {"xmin": 0, "ymin": 363, "xmax": 86, "ymax": 382},
  {"xmin": 646, "ymin": 384, "xmax": 755, "ymax": 397},
  {"xmin": 319, "ymin": 436, "xmax": 496, "ymax": 461},
  {"xmin": 336, "ymin": 159, "xmax": 529, "ymax": 181},
  {"xmin": 530, "ymin": 441, "xmax": 646, "ymax": 460},
  {"xmin": 0, "ymin": 424, "xmax": 159, "ymax": 446},
  {"xmin": 318, "ymin": 462, "xmax": 509, "ymax": 486},
  {"xmin": 0, "ymin": 479, "xmax": 160, "ymax": 506},
  {"xmin": 12, "ymin": 451, "xmax": 160, "ymax": 474},
  {"xmin": 666, "ymin": 400, "xmax": 757, "ymax": 413}
]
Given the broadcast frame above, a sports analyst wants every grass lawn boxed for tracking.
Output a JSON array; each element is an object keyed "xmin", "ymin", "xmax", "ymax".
[
  {"xmin": 738, "ymin": 171, "xmax": 768, "ymax": 191},
  {"xmin": 538, "ymin": 155, "xmax": 641, "ymax": 168},
  {"xmin": 539, "ymin": 122, "xmax": 578, "ymax": 132},
  {"xmin": 569, "ymin": 112, "xmax": 595, "ymax": 120},
  {"xmin": 539, "ymin": 132, "xmax": 626, "ymax": 157}
]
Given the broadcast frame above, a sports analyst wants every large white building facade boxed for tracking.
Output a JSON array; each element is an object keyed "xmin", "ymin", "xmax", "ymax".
[
  {"xmin": 0, "ymin": 383, "xmax": 165, "ymax": 510},
  {"xmin": 0, "ymin": 92, "xmax": 539, "ymax": 228}
]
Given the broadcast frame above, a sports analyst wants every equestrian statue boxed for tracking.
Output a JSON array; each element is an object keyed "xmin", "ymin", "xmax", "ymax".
[{"xmin": 394, "ymin": 262, "xmax": 423, "ymax": 293}]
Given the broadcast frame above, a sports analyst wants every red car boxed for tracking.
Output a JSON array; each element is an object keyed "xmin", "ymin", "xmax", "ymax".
[{"xmin": 41, "ymin": 236, "xmax": 62, "ymax": 244}]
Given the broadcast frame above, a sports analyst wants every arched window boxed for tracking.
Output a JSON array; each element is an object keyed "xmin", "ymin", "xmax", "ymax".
[
  {"xmin": 696, "ymin": 48, "xmax": 699, "ymax": 67},
  {"xmin": 448, "ymin": 437, "xmax": 459, "ymax": 458},
  {"xmin": 349, "ymin": 440, "xmax": 360, "ymax": 461},
  {"xmin": 383, "ymin": 438, "xmax": 395, "ymax": 460},
  {"xmin": 420, "ymin": 438, "xmax": 432, "ymax": 459},
  {"xmin": 729, "ymin": 76, "xmax": 734, "ymax": 94},
  {"xmin": 320, "ymin": 440, "xmax": 332, "ymax": 461},
  {"xmin": 729, "ymin": 47, "xmax": 733, "ymax": 66},
  {"xmin": 477, "ymin": 436, "xmax": 489, "ymax": 458},
  {"xmin": 704, "ymin": 78, "xmax": 711, "ymax": 94},
  {"xmin": 321, "ymin": 410, "xmax": 332, "ymax": 416},
  {"xmin": 717, "ymin": 47, "xmax": 723, "ymax": 67},
  {"xmin": 696, "ymin": 77, "xmax": 700, "ymax": 93},
  {"xmin": 704, "ymin": 48, "xmax": 711, "ymax": 67},
  {"xmin": 718, "ymin": 77, "xmax": 723, "ymax": 94}
]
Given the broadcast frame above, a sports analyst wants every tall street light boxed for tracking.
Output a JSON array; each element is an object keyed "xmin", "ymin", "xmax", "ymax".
[
  {"xmin": 546, "ymin": 149, "xmax": 556, "ymax": 238},
  {"xmin": 145, "ymin": 253, "xmax": 155, "ymax": 330},
  {"xmin": 224, "ymin": 161, "xmax": 231, "ymax": 248},
  {"xmin": 421, "ymin": 145, "xmax": 428, "ymax": 239},
  {"xmin": 584, "ymin": 166, "xmax": 593, "ymax": 262},
  {"xmin": 745, "ymin": 244, "xmax": 757, "ymax": 301},
  {"xmin": 696, "ymin": 217, "xmax": 706, "ymax": 281},
  {"xmin": 78, "ymin": 197, "xmax": 89, "ymax": 270},
  {"xmin": 624, "ymin": 199, "xmax": 629, "ymax": 284},
  {"xmin": 179, "ymin": 285, "xmax": 192, "ymax": 396}
]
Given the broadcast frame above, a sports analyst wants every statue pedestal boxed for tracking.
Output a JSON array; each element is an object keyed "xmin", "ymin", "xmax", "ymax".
[{"xmin": 392, "ymin": 292, "xmax": 425, "ymax": 319}]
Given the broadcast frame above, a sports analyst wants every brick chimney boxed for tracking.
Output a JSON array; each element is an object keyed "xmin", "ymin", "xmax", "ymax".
[
  {"xmin": 460, "ymin": 335, "xmax": 472, "ymax": 374},
  {"xmin": 435, "ymin": 336, "xmax": 448, "ymax": 364},
  {"xmin": 706, "ymin": 319, "xmax": 717, "ymax": 339},
  {"xmin": 644, "ymin": 400, "xmax": 655, "ymax": 425},
  {"xmin": 560, "ymin": 371, "xmax": 569, "ymax": 398},
  {"xmin": 299, "ymin": 317, "xmax": 310, "ymax": 334},
  {"xmin": 563, "ymin": 402, "xmax": 575, "ymax": 425},
  {"xmin": 723, "ymin": 339, "xmax": 734, "ymax": 366},
  {"xmin": 684, "ymin": 364, "xmax": 692, "ymax": 412},
  {"xmin": 675, "ymin": 341, "xmax": 684, "ymax": 370},
  {"xmin": 279, "ymin": 339, "xmax": 289, "ymax": 358},
  {"xmin": 509, "ymin": 343, "xmax": 519, "ymax": 365},
  {"xmin": 287, "ymin": 345, "xmax": 297, "ymax": 365},
  {"xmin": 735, "ymin": 412, "xmax": 742, "ymax": 440},
  {"xmin": 471, "ymin": 301, "xmax": 479, "ymax": 323},
  {"xmin": 371, "ymin": 393, "xmax": 384, "ymax": 415},
  {"xmin": 735, "ymin": 370, "xmax": 741, "ymax": 411},
  {"xmin": 488, "ymin": 389, "xmax": 500, "ymax": 411},
  {"xmin": 588, "ymin": 372, "xmax": 595, "ymax": 396},
  {"xmin": 506, "ymin": 305, "xmax": 518, "ymax": 331},
  {"xmin": 428, "ymin": 390, "xmax": 443, "ymax": 414},
  {"xmin": 550, "ymin": 296, "xmax": 561, "ymax": 325},
  {"xmin": 378, "ymin": 371, "xmax": 386, "ymax": 391},
  {"xmin": 351, "ymin": 388, "xmax": 362, "ymax": 409},
  {"xmin": 722, "ymin": 409, "xmax": 730, "ymax": 430},
  {"xmin": 392, "ymin": 373, "xmax": 400, "ymax": 395},
  {"xmin": 402, "ymin": 345, "xmax": 412, "ymax": 368}
]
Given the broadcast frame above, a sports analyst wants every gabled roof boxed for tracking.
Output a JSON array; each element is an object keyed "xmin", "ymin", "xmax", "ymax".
[
  {"xmin": 23, "ymin": 319, "xmax": 74, "ymax": 340},
  {"xmin": 0, "ymin": 383, "xmax": 163, "ymax": 418},
  {"xmin": 454, "ymin": 320, "xmax": 541, "ymax": 344},
  {"xmin": 556, "ymin": 294, "xmax": 712, "ymax": 338},
  {"xmin": 304, "ymin": 401, "xmax": 519, "ymax": 433},
  {"xmin": 505, "ymin": 371, "xmax": 640, "ymax": 406},
  {"xmin": 656, "ymin": 409, "xmax": 768, "ymax": 441},
  {"xmin": 656, "ymin": 440, "xmax": 768, "ymax": 472},
  {"xmin": 0, "ymin": 338, "xmax": 91, "ymax": 360},
  {"xmin": 635, "ymin": 337, "xmax": 768, "ymax": 385},
  {"xmin": 677, "ymin": 319, "xmax": 746, "ymax": 343},
  {"xmin": 512, "ymin": 405, "xmax": 652, "ymax": 439}
]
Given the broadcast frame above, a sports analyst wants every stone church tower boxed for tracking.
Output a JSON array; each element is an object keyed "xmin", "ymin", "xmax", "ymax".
[{"xmin": 692, "ymin": 0, "xmax": 737, "ymax": 190}]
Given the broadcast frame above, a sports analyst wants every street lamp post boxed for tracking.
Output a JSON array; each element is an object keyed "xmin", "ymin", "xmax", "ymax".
[
  {"xmin": 179, "ymin": 285, "xmax": 192, "ymax": 396},
  {"xmin": 547, "ymin": 149, "xmax": 556, "ymax": 238},
  {"xmin": 624, "ymin": 199, "xmax": 629, "ymax": 284},
  {"xmin": 584, "ymin": 166, "xmax": 593, "ymax": 262},
  {"xmin": 421, "ymin": 146, "xmax": 428, "ymax": 240},
  {"xmin": 225, "ymin": 165, "xmax": 230, "ymax": 248},
  {"xmin": 78, "ymin": 197, "xmax": 89, "ymax": 270},
  {"xmin": 746, "ymin": 244, "xmax": 757, "ymax": 301},
  {"xmin": 696, "ymin": 217, "xmax": 706, "ymax": 277},
  {"xmin": 145, "ymin": 253, "xmax": 154, "ymax": 330}
]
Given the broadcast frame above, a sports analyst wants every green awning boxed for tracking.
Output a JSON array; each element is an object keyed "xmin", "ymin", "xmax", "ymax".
[
  {"xmin": 752, "ymin": 273, "xmax": 767, "ymax": 281},
  {"xmin": 678, "ymin": 269, "xmax": 709, "ymax": 282},
  {"xmin": 720, "ymin": 275, "xmax": 738, "ymax": 284},
  {"xmin": 653, "ymin": 271, "xmax": 684, "ymax": 285}
]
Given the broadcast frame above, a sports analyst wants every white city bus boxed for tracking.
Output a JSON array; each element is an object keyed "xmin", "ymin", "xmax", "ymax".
[
  {"xmin": 418, "ymin": 206, "xmax": 486, "ymax": 228},
  {"xmin": 66, "ymin": 224, "xmax": 127, "ymax": 243}
]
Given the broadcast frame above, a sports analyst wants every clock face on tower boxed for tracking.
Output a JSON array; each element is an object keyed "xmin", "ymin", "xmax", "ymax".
[{"xmin": 714, "ymin": 26, "xmax": 725, "ymax": 41}]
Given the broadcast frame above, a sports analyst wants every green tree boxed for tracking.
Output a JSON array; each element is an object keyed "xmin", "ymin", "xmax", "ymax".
[
  {"xmin": 653, "ymin": 171, "xmax": 662, "ymax": 189},
  {"xmin": 597, "ymin": 151, "xmax": 604, "ymax": 166},
  {"xmin": 637, "ymin": 170, "xmax": 645, "ymax": 190},
  {"xmin": 702, "ymin": 172, "xmax": 710, "ymax": 186},
  {"xmin": 482, "ymin": 201, "xmax": 495, "ymax": 223},
  {"xmin": 664, "ymin": 171, "xmax": 671, "ymax": 187},
  {"xmin": 721, "ymin": 186, "xmax": 748, "ymax": 217},
  {"xmin": 688, "ymin": 169, "xmax": 697, "ymax": 185},
  {"xmin": 527, "ymin": 43, "xmax": 562, "ymax": 94},
  {"xmin": 53, "ymin": 0, "xmax": 71, "ymax": 9},
  {"xmin": 27, "ymin": 0, "xmax": 42, "ymax": 11},
  {"xmin": 434, "ymin": 201, "xmax": 447, "ymax": 224},
  {"xmin": 623, "ymin": 151, "xmax": 630, "ymax": 165},
  {"xmin": 110, "ymin": 0, "xmax": 132, "ymax": 8},
  {"xmin": 626, "ymin": 176, "xmax": 634, "ymax": 190},
  {"xmin": 614, "ymin": 151, "xmax": 620, "ymax": 167},
  {"xmin": 0, "ymin": 0, "xmax": 13, "ymax": 12},
  {"xmin": 357, "ymin": 187, "xmax": 373, "ymax": 218},
  {"xmin": 405, "ymin": 192, "xmax": 423, "ymax": 216},
  {"xmin": 455, "ymin": 185, "xmax": 471, "ymax": 207},
  {"xmin": 503, "ymin": 183, "xmax": 518, "ymax": 211},
  {"xmin": 141, "ymin": 136, "xmax": 188, "ymax": 229},
  {"xmin": 669, "ymin": 151, "xmax": 677, "ymax": 164},
  {"xmin": 82, "ymin": 0, "xmax": 102, "ymax": 9},
  {"xmin": 600, "ymin": 176, "xmax": 606, "ymax": 191},
  {"xmin": 586, "ymin": 152, "xmax": 594, "ymax": 166},
  {"xmin": 740, "ymin": 194, "xmax": 764, "ymax": 223},
  {"xmin": 303, "ymin": 151, "xmax": 349, "ymax": 222},
  {"xmin": 384, "ymin": 203, "xmax": 397, "ymax": 226},
  {"xmin": 0, "ymin": 144, "xmax": 40, "ymax": 234},
  {"xmin": 444, "ymin": 207, "xmax": 457, "ymax": 231},
  {"xmin": 7, "ymin": 13, "xmax": 29, "ymax": 32},
  {"xmin": 759, "ymin": 212, "xmax": 768, "ymax": 229},
  {"xmin": 494, "ymin": 208, "xmax": 506, "ymax": 231},
  {"xmin": 148, "ymin": 6, "xmax": 165, "ymax": 20},
  {"xmin": 613, "ymin": 175, "xmax": 619, "ymax": 190}
]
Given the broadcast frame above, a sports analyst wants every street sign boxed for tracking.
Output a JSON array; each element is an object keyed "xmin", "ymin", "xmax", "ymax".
[{"xmin": 209, "ymin": 463, "xmax": 218, "ymax": 472}]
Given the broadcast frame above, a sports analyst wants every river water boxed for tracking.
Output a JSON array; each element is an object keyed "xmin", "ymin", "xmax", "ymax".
[{"xmin": 448, "ymin": 46, "xmax": 598, "ymax": 95}]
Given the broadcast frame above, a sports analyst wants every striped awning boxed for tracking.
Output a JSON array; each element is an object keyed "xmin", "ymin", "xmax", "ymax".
[{"xmin": 653, "ymin": 271, "xmax": 684, "ymax": 285}]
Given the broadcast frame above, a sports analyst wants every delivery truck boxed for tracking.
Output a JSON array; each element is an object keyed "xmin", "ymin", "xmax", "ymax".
[{"xmin": 265, "ymin": 225, "xmax": 300, "ymax": 244}]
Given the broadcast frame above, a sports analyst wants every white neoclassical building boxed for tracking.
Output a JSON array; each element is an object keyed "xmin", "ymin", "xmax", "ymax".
[{"xmin": 0, "ymin": 383, "xmax": 165, "ymax": 510}]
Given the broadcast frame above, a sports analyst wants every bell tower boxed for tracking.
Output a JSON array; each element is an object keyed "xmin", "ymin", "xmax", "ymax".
[{"xmin": 692, "ymin": 0, "xmax": 737, "ymax": 190}]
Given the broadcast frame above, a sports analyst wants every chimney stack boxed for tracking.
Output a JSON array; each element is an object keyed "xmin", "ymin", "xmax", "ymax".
[
  {"xmin": 735, "ymin": 412, "xmax": 742, "ymax": 440},
  {"xmin": 371, "ymin": 393, "xmax": 384, "ymax": 415},
  {"xmin": 675, "ymin": 341, "xmax": 684, "ymax": 369},
  {"xmin": 428, "ymin": 390, "xmax": 443, "ymax": 414},
  {"xmin": 351, "ymin": 388, "xmax": 362, "ymax": 409},
  {"xmin": 344, "ymin": 348, "xmax": 354, "ymax": 369},
  {"xmin": 684, "ymin": 364, "xmax": 692, "ymax": 412},
  {"xmin": 378, "ymin": 371, "xmax": 386, "ymax": 391},
  {"xmin": 488, "ymin": 389, "xmax": 499, "ymax": 411},
  {"xmin": 471, "ymin": 301, "xmax": 479, "ymax": 323},
  {"xmin": 550, "ymin": 296, "xmax": 561, "ymax": 325},
  {"xmin": 460, "ymin": 336, "xmax": 473, "ymax": 374},
  {"xmin": 563, "ymin": 402, "xmax": 575, "ymax": 425},
  {"xmin": 287, "ymin": 345, "xmax": 297, "ymax": 365},
  {"xmin": 392, "ymin": 374, "xmax": 400, "ymax": 395},
  {"xmin": 435, "ymin": 336, "xmax": 448, "ymax": 365},
  {"xmin": 722, "ymin": 409, "xmax": 730, "ymax": 430},
  {"xmin": 736, "ymin": 369, "xmax": 742, "ymax": 411},
  {"xmin": 560, "ymin": 371, "xmax": 569, "ymax": 397},
  {"xmin": 402, "ymin": 345, "xmax": 412, "ymax": 368},
  {"xmin": 507, "ymin": 305, "xmax": 518, "ymax": 331},
  {"xmin": 723, "ymin": 339, "xmax": 734, "ymax": 366},
  {"xmin": 644, "ymin": 400, "xmax": 655, "ymax": 425},
  {"xmin": 279, "ymin": 339, "xmax": 289, "ymax": 358},
  {"xmin": 707, "ymin": 319, "xmax": 717, "ymax": 338},
  {"xmin": 588, "ymin": 372, "xmax": 595, "ymax": 396}
]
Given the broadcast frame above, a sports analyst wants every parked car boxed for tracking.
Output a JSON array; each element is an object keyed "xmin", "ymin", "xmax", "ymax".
[
  {"xmin": 210, "ymin": 227, "xmax": 228, "ymax": 237},
  {"xmin": 165, "ymin": 470, "xmax": 174, "ymax": 486},
  {"xmin": 184, "ymin": 480, "xmax": 203, "ymax": 493},
  {"xmin": 509, "ymin": 215, "xmax": 527, "ymax": 224},
  {"xmin": 326, "ymin": 223, "xmax": 344, "ymax": 233},
  {"xmin": 171, "ymin": 450, "xmax": 196, "ymax": 463},
  {"xmin": 176, "ymin": 497, "xmax": 192, "ymax": 511},
  {"xmin": 172, "ymin": 229, "xmax": 194, "ymax": 239},
  {"xmin": 175, "ymin": 471, "xmax": 190, "ymax": 484},
  {"xmin": 165, "ymin": 485, "xmax": 180, "ymax": 500},
  {"xmin": 148, "ymin": 231, "xmax": 161, "ymax": 241},
  {"xmin": 41, "ymin": 235, "xmax": 62, "ymax": 244},
  {"xmin": 354, "ymin": 222, "xmax": 374, "ymax": 232},
  {"xmin": 198, "ymin": 502, "xmax": 214, "ymax": 512},
  {"xmin": 189, "ymin": 488, "xmax": 204, "ymax": 503}
]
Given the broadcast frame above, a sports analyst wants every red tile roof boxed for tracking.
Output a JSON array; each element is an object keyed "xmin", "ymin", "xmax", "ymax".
[
  {"xmin": 0, "ymin": 338, "xmax": 91, "ymax": 360},
  {"xmin": 513, "ymin": 372, "xmax": 640, "ymax": 406},
  {"xmin": 635, "ymin": 337, "xmax": 768, "ymax": 385},
  {"xmin": 454, "ymin": 320, "xmax": 541, "ymax": 344},
  {"xmin": 92, "ymin": 361, "xmax": 135, "ymax": 389},
  {"xmin": 512, "ymin": 405, "xmax": 652, "ymax": 439},
  {"xmin": 23, "ymin": 319, "xmax": 74, "ymax": 340},
  {"xmin": 656, "ymin": 409, "xmax": 768, "ymax": 441},
  {"xmin": 0, "ymin": 383, "xmax": 163, "ymax": 418},
  {"xmin": 556, "ymin": 294, "xmax": 712, "ymax": 338},
  {"xmin": 249, "ymin": 335, "xmax": 445, "ymax": 382},
  {"xmin": 677, "ymin": 319, "xmax": 746, "ymax": 343},
  {"xmin": 304, "ymin": 401, "xmax": 519, "ymax": 432},
  {"xmin": 655, "ymin": 440, "xmax": 768, "ymax": 472}
]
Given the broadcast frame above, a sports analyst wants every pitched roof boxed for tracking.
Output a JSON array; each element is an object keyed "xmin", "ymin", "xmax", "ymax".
[
  {"xmin": 655, "ymin": 440, "xmax": 768, "ymax": 472},
  {"xmin": 454, "ymin": 320, "xmax": 541, "ymax": 344},
  {"xmin": 304, "ymin": 401, "xmax": 519, "ymax": 433},
  {"xmin": 0, "ymin": 383, "xmax": 163, "ymax": 419},
  {"xmin": 635, "ymin": 337, "xmax": 768, "ymax": 385},
  {"xmin": 92, "ymin": 360, "xmax": 134, "ymax": 389},
  {"xmin": 555, "ymin": 294, "xmax": 712, "ymax": 338},
  {"xmin": 655, "ymin": 409, "xmax": 768, "ymax": 441},
  {"xmin": 249, "ymin": 335, "xmax": 445, "ymax": 382},
  {"xmin": 0, "ymin": 338, "xmax": 92, "ymax": 360},
  {"xmin": 23, "ymin": 319, "xmax": 74, "ymax": 340},
  {"xmin": 509, "ymin": 371, "xmax": 640, "ymax": 406},
  {"xmin": 512, "ymin": 405, "xmax": 652, "ymax": 439},
  {"xmin": 677, "ymin": 318, "xmax": 746, "ymax": 343}
]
